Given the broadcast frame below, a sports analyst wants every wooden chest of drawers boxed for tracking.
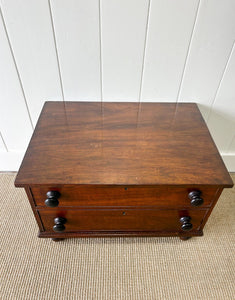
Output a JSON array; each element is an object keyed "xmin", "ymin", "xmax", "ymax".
[{"xmin": 15, "ymin": 102, "xmax": 233, "ymax": 241}]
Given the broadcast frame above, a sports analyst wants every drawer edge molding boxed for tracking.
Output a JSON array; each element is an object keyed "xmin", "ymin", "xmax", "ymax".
[{"xmin": 38, "ymin": 230, "xmax": 204, "ymax": 238}]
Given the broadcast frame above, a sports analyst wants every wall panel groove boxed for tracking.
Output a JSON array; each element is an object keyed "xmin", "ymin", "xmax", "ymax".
[
  {"xmin": 48, "ymin": 0, "xmax": 65, "ymax": 101},
  {"xmin": 176, "ymin": 0, "xmax": 201, "ymax": 102},
  {"xmin": 207, "ymin": 42, "xmax": 235, "ymax": 122},
  {"xmin": 1, "ymin": 0, "xmax": 63, "ymax": 126},
  {"xmin": 49, "ymin": 0, "xmax": 101, "ymax": 101},
  {"xmin": 0, "ymin": 131, "xmax": 8, "ymax": 152},
  {"xmin": 227, "ymin": 136, "xmax": 235, "ymax": 153},
  {"xmin": 138, "ymin": 0, "xmax": 151, "ymax": 102},
  {"xmin": 141, "ymin": 0, "xmax": 200, "ymax": 102},
  {"xmin": 0, "ymin": 7, "xmax": 34, "ymax": 130},
  {"xmin": 0, "ymin": 7, "xmax": 33, "ymax": 151},
  {"xmin": 178, "ymin": 0, "xmax": 235, "ymax": 119},
  {"xmin": 101, "ymin": 0, "xmax": 149, "ymax": 101},
  {"xmin": 99, "ymin": 0, "xmax": 103, "ymax": 101},
  {"xmin": 206, "ymin": 41, "xmax": 235, "ymax": 153}
]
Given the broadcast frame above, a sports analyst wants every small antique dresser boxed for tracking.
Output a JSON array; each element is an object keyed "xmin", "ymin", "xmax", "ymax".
[{"xmin": 15, "ymin": 102, "xmax": 233, "ymax": 241}]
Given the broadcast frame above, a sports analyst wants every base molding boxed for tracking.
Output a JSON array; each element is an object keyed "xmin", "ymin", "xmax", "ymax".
[{"xmin": 38, "ymin": 230, "xmax": 203, "ymax": 239}]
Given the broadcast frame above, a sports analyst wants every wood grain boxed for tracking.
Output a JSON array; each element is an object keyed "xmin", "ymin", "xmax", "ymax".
[{"xmin": 15, "ymin": 102, "xmax": 233, "ymax": 187}]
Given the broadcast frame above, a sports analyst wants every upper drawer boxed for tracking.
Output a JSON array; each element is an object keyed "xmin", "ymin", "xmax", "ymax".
[{"xmin": 31, "ymin": 185, "xmax": 219, "ymax": 208}]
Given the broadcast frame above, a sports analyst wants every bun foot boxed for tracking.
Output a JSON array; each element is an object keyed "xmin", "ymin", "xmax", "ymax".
[
  {"xmin": 179, "ymin": 236, "xmax": 192, "ymax": 241},
  {"xmin": 52, "ymin": 238, "xmax": 64, "ymax": 242}
]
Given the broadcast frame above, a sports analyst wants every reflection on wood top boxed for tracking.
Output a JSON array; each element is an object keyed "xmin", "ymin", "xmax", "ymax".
[{"xmin": 15, "ymin": 102, "xmax": 233, "ymax": 187}]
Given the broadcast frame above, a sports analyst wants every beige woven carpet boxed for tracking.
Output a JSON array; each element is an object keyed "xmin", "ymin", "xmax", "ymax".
[{"xmin": 1, "ymin": 173, "xmax": 235, "ymax": 300}]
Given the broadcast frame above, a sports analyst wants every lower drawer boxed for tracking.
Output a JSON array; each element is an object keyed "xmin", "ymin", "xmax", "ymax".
[{"xmin": 39, "ymin": 208, "xmax": 207, "ymax": 233}]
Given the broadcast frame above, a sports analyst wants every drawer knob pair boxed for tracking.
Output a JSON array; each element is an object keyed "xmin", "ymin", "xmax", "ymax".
[
  {"xmin": 188, "ymin": 191, "xmax": 204, "ymax": 206},
  {"xmin": 53, "ymin": 216, "xmax": 193, "ymax": 232},
  {"xmin": 53, "ymin": 217, "xmax": 66, "ymax": 232},
  {"xmin": 45, "ymin": 191, "xmax": 61, "ymax": 207}
]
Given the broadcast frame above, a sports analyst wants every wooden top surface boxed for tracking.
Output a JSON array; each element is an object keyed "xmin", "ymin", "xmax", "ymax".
[{"xmin": 15, "ymin": 102, "xmax": 233, "ymax": 187}]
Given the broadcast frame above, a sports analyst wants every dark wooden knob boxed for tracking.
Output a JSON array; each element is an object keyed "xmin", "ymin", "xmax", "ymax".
[
  {"xmin": 53, "ymin": 217, "xmax": 66, "ymax": 232},
  {"xmin": 45, "ymin": 191, "xmax": 61, "ymax": 207},
  {"xmin": 188, "ymin": 190, "xmax": 203, "ymax": 206},
  {"xmin": 180, "ymin": 216, "xmax": 193, "ymax": 231}
]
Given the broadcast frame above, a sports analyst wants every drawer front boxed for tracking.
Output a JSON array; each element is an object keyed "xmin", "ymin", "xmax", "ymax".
[
  {"xmin": 32, "ymin": 185, "xmax": 218, "ymax": 208},
  {"xmin": 39, "ymin": 208, "xmax": 207, "ymax": 232}
]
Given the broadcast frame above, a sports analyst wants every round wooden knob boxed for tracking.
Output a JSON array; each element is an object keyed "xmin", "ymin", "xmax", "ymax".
[
  {"xmin": 53, "ymin": 217, "xmax": 66, "ymax": 232},
  {"xmin": 180, "ymin": 216, "xmax": 193, "ymax": 231},
  {"xmin": 188, "ymin": 191, "xmax": 203, "ymax": 206},
  {"xmin": 45, "ymin": 191, "xmax": 61, "ymax": 207}
]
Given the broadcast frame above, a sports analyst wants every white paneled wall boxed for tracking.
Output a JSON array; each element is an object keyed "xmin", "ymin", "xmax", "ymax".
[
  {"xmin": 207, "ymin": 43, "xmax": 235, "ymax": 153},
  {"xmin": 0, "ymin": 10, "xmax": 33, "ymax": 150},
  {"xmin": 0, "ymin": 0, "xmax": 234, "ymax": 171},
  {"xmin": 101, "ymin": 0, "xmax": 149, "ymax": 100},
  {"xmin": 142, "ymin": 0, "xmax": 200, "ymax": 101},
  {"xmin": 178, "ymin": 0, "xmax": 235, "ymax": 119},
  {"xmin": 0, "ymin": 133, "xmax": 6, "ymax": 151},
  {"xmin": 50, "ymin": 0, "xmax": 101, "ymax": 101},
  {"xmin": 1, "ymin": 0, "xmax": 63, "ymax": 126}
]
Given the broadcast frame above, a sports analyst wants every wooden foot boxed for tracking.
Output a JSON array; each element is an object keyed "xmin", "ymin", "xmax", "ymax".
[
  {"xmin": 52, "ymin": 238, "xmax": 64, "ymax": 242},
  {"xmin": 179, "ymin": 236, "xmax": 192, "ymax": 241}
]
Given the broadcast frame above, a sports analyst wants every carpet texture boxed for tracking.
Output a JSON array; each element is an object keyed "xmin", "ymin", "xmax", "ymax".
[{"xmin": 1, "ymin": 173, "xmax": 234, "ymax": 300}]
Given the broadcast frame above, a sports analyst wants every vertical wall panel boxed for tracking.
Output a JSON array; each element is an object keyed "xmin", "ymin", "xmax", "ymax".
[
  {"xmin": 141, "ymin": 0, "xmax": 199, "ymax": 102},
  {"xmin": 50, "ymin": 0, "xmax": 101, "ymax": 101},
  {"xmin": 0, "ymin": 13, "xmax": 33, "ymax": 151},
  {"xmin": 101, "ymin": 0, "xmax": 149, "ymax": 101},
  {"xmin": 0, "ymin": 133, "xmax": 7, "ymax": 151},
  {"xmin": 222, "ymin": 135, "xmax": 235, "ymax": 171},
  {"xmin": 178, "ymin": 0, "xmax": 235, "ymax": 118},
  {"xmin": 207, "ymin": 44, "xmax": 235, "ymax": 152},
  {"xmin": 228, "ymin": 137, "xmax": 235, "ymax": 153},
  {"xmin": 0, "ymin": 0, "xmax": 63, "ymax": 126}
]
